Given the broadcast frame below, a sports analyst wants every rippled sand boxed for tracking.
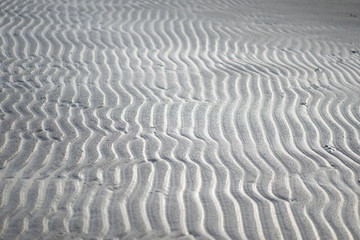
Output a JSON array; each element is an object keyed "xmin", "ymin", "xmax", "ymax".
[{"xmin": 0, "ymin": 0, "xmax": 359, "ymax": 239}]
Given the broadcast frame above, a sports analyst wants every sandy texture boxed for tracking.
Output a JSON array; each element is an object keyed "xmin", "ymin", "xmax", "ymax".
[{"xmin": 0, "ymin": 0, "xmax": 360, "ymax": 239}]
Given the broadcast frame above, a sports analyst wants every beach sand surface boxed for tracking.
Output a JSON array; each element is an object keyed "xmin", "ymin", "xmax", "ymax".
[{"xmin": 0, "ymin": 0, "xmax": 359, "ymax": 239}]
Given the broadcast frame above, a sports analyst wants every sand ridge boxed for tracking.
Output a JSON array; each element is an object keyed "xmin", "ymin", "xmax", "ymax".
[{"xmin": 0, "ymin": 0, "xmax": 359, "ymax": 239}]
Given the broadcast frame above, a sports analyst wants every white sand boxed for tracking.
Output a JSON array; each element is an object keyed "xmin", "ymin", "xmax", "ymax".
[{"xmin": 0, "ymin": 0, "xmax": 359, "ymax": 239}]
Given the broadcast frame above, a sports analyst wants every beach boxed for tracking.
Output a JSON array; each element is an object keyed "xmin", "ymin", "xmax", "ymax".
[{"xmin": 0, "ymin": 0, "xmax": 359, "ymax": 239}]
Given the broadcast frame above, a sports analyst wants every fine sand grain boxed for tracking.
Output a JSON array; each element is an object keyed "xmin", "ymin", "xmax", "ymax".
[{"xmin": 0, "ymin": 0, "xmax": 359, "ymax": 239}]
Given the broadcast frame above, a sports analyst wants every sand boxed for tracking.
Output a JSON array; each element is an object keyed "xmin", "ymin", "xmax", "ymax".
[{"xmin": 0, "ymin": 0, "xmax": 359, "ymax": 239}]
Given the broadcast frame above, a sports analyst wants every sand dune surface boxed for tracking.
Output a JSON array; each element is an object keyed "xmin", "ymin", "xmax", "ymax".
[{"xmin": 0, "ymin": 0, "xmax": 360, "ymax": 239}]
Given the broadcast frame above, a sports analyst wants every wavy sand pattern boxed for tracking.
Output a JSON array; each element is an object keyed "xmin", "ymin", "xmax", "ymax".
[{"xmin": 0, "ymin": 0, "xmax": 360, "ymax": 239}]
